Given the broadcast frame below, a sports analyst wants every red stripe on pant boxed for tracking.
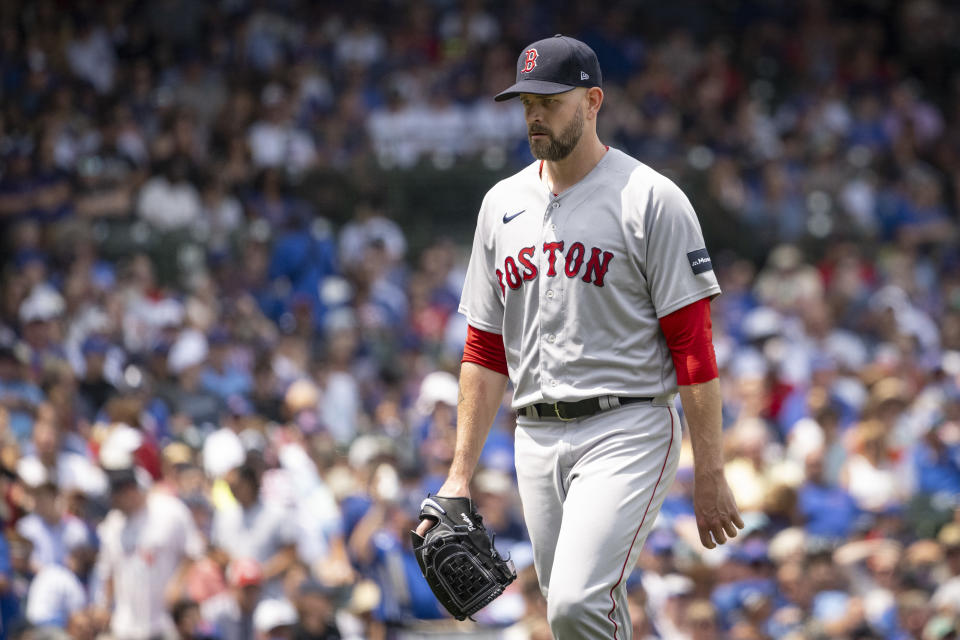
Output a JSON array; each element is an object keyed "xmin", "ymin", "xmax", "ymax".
[{"xmin": 606, "ymin": 409, "xmax": 675, "ymax": 640}]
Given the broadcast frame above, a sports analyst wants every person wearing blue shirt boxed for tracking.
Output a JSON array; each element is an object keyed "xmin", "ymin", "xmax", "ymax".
[
  {"xmin": 200, "ymin": 329, "xmax": 252, "ymax": 401},
  {"xmin": 347, "ymin": 489, "xmax": 443, "ymax": 626},
  {"xmin": 0, "ymin": 534, "xmax": 21, "ymax": 640},
  {"xmin": 0, "ymin": 344, "xmax": 44, "ymax": 444},
  {"xmin": 711, "ymin": 574, "xmax": 777, "ymax": 631},
  {"xmin": 797, "ymin": 448, "xmax": 861, "ymax": 541},
  {"xmin": 912, "ymin": 420, "xmax": 960, "ymax": 499}
]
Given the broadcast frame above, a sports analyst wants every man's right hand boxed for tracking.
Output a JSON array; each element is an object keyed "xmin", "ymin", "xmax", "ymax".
[{"xmin": 414, "ymin": 478, "xmax": 471, "ymax": 538}]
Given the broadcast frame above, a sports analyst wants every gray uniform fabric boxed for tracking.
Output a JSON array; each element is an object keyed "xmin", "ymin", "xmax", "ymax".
[
  {"xmin": 458, "ymin": 147, "xmax": 719, "ymax": 639},
  {"xmin": 515, "ymin": 400, "xmax": 680, "ymax": 640},
  {"xmin": 458, "ymin": 148, "xmax": 721, "ymax": 408}
]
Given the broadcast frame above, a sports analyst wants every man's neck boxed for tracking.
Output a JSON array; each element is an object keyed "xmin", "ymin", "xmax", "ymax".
[{"xmin": 542, "ymin": 135, "xmax": 608, "ymax": 194}]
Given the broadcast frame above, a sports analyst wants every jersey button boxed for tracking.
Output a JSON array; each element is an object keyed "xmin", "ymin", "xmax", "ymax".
[
  {"xmin": 550, "ymin": 224, "xmax": 557, "ymax": 231},
  {"xmin": 551, "ymin": 202, "xmax": 560, "ymax": 209},
  {"xmin": 546, "ymin": 290, "xmax": 555, "ymax": 299},
  {"xmin": 551, "ymin": 380, "xmax": 559, "ymax": 387},
  {"xmin": 546, "ymin": 334, "xmax": 556, "ymax": 343}
]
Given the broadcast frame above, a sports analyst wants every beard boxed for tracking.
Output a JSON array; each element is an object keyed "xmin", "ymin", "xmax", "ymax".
[{"xmin": 528, "ymin": 105, "xmax": 585, "ymax": 161}]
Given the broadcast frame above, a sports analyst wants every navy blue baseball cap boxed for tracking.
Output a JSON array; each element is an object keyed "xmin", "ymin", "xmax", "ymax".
[{"xmin": 495, "ymin": 34, "xmax": 602, "ymax": 102}]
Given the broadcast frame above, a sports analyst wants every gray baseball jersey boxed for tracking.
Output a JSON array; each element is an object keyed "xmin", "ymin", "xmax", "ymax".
[{"xmin": 459, "ymin": 147, "xmax": 721, "ymax": 408}]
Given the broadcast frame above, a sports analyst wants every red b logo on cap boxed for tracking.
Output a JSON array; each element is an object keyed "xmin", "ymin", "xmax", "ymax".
[{"xmin": 521, "ymin": 48, "xmax": 538, "ymax": 73}]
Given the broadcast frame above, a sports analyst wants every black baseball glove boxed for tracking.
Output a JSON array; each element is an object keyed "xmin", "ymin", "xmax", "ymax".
[{"xmin": 410, "ymin": 495, "xmax": 517, "ymax": 621}]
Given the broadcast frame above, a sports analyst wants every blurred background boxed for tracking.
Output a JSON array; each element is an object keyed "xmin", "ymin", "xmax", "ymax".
[{"xmin": 1, "ymin": 0, "xmax": 959, "ymax": 639}]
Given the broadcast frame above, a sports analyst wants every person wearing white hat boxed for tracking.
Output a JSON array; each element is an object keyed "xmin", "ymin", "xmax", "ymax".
[
  {"xmin": 253, "ymin": 598, "xmax": 298, "ymax": 640},
  {"xmin": 18, "ymin": 285, "xmax": 69, "ymax": 381},
  {"xmin": 164, "ymin": 329, "xmax": 222, "ymax": 427}
]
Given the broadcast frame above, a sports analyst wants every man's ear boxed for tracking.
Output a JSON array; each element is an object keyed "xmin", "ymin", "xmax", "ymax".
[{"xmin": 586, "ymin": 87, "xmax": 604, "ymax": 119}]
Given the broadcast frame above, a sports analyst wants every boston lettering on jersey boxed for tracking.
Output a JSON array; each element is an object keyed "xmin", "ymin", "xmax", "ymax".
[{"xmin": 495, "ymin": 241, "xmax": 614, "ymax": 295}]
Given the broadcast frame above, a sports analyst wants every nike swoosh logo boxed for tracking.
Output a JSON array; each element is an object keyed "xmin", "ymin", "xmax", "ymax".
[{"xmin": 502, "ymin": 209, "xmax": 525, "ymax": 223}]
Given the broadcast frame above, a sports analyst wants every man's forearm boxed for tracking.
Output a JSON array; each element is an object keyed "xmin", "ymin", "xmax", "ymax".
[
  {"xmin": 677, "ymin": 378, "xmax": 724, "ymax": 477},
  {"xmin": 349, "ymin": 504, "xmax": 387, "ymax": 564},
  {"xmin": 679, "ymin": 376, "xmax": 743, "ymax": 548},
  {"xmin": 164, "ymin": 558, "xmax": 194, "ymax": 607},
  {"xmin": 262, "ymin": 546, "xmax": 297, "ymax": 580},
  {"xmin": 446, "ymin": 362, "xmax": 509, "ymax": 489}
]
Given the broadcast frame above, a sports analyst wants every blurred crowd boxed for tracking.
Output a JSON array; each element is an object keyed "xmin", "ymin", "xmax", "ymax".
[{"xmin": 1, "ymin": 0, "xmax": 960, "ymax": 639}]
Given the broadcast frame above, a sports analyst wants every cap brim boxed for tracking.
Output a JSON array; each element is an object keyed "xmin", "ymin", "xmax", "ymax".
[{"xmin": 494, "ymin": 80, "xmax": 575, "ymax": 102}]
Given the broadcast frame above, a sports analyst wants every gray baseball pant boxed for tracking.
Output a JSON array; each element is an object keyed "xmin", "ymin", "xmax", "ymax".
[{"xmin": 514, "ymin": 396, "xmax": 681, "ymax": 640}]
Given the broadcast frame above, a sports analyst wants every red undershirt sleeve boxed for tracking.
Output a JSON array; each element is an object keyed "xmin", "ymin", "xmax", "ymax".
[
  {"xmin": 462, "ymin": 324, "xmax": 509, "ymax": 377},
  {"xmin": 658, "ymin": 297, "xmax": 719, "ymax": 385}
]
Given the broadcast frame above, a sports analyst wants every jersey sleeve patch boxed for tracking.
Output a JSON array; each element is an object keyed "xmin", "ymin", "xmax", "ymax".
[{"xmin": 686, "ymin": 248, "xmax": 713, "ymax": 275}]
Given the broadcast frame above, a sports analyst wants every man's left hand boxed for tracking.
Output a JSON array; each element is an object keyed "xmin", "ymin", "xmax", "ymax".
[{"xmin": 693, "ymin": 471, "xmax": 744, "ymax": 549}]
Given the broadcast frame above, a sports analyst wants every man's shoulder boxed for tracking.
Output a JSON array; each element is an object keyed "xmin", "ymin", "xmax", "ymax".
[
  {"xmin": 933, "ymin": 576, "xmax": 960, "ymax": 600},
  {"xmin": 15, "ymin": 513, "xmax": 41, "ymax": 535},
  {"xmin": 97, "ymin": 509, "xmax": 125, "ymax": 538},
  {"xmin": 482, "ymin": 160, "xmax": 541, "ymax": 205},
  {"xmin": 256, "ymin": 499, "xmax": 292, "ymax": 525},
  {"xmin": 58, "ymin": 449, "xmax": 95, "ymax": 469},
  {"xmin": 212, "ymin": 501, "xmax": 245, "ymax": 536},
  {"xmin": 62, "ymin": 513, "xmax": 89, "ymax": 535},
  {"xmin": 148, "ymin": 490, "xmax": 191, "ymax": 519},
  {"xmin": 201, "ymin": 591, "xmax": 240, "ymax": 621},
  {"xmin": 607, "ymin": 148, "xmax": 685, "ymax": 197},
  {"xmin": 31, "ymin": 563, "xmax": 78, "ymax": 589},
  {"xmin": 604, "ymin": 147, "xmax": 645, "ymax": 172}
]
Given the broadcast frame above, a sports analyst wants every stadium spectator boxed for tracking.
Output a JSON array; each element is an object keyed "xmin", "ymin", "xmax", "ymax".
[
  {"xmin": 14, "ymin": 474, "xmax": 89, "ymax": 572},
  {"xmin": 24, "ymin": 539, "xmax": 93, "ymax": 628},
  {"xmin": 136, "ymin": 155, "xmax": 202, "ymax": 232},
  {"xmin": 253, "ymin": 598, "xmax": 298, "ymax": 640},
  {"xmin": 290, "ymin": 579, "xmax": 342, "ymax": 640},
  {"xmin": 201, "ymin": 557, "xmax": 264, "ymax": 640},
  {"xmin": 932, "ymin": 524, "xmax": 960, "ymax": 615},
  {"xmin": 94, "ymin": 465, "xmax": 204, "ymax": 639},
  {"xmin": 16, "ymin": 409, "xmax": 107, "ymax": 499},
  {"xmin": 212, "ymin": 464, "xmax": 298, "ymax": 599},
  {"xmin": 797, "ymin": 447, "xmax": 861, "ymax": 542},
  {"xmin": 0, "ymin": 342, "xmax": 44, "ymax": 444},
  {"xmin": 171, "ymin": 597, "xmax": 217, "ymax": 640}
]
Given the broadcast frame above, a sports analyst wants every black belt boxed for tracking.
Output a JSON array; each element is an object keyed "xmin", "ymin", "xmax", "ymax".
[{"xmin": 518, "ymin": 396, "xmax": 654, "ymax": 421}]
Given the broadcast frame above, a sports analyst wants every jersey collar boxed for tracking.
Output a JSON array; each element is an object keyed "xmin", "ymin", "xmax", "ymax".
[{"xmin": 538, "ymin": 145, "xmax": 613, "ymax": 198}]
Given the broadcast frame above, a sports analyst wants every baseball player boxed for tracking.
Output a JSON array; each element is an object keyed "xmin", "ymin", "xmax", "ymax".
[{"xmin": 416, "ymin": 35, "xmax": 743, "ymax": 638}]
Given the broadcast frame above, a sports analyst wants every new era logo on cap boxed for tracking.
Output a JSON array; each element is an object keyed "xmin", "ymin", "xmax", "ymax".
[{"xmin": 495, "ymin": 34, "xmax": 602, "ymax": 101}]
